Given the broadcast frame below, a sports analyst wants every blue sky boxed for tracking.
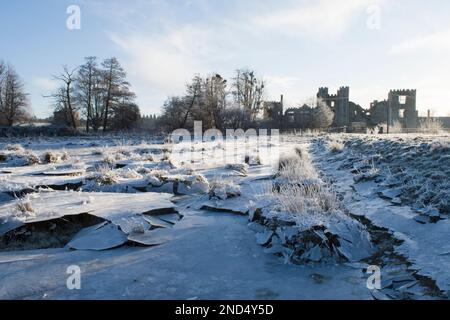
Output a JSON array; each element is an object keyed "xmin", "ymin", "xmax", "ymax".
[{"xmin": 1, "ymin": 0, "xmax": 449, "ymax": 118}]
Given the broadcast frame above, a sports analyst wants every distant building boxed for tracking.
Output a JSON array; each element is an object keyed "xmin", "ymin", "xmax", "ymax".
[
  {"xmin": 284, "ymin": 104, "xmax": 314, "ymax": 129},
  {"xmin": 263, "ymin": 86, "xmax": 421, "ymax": 132},
  {"xmin": 317, "ymin": 86, "xmax": 368, "ymax": 130},
  {"xmin": 263, "ymin": 95, "xmax": 284, "ymax": 128},
  {"xmin": 369, "ymin": 90, "xmax": 418, "ymax": 129},
  {"xmin": 418, "ymin": 114, "xmax": 450, "ymax": 129}
]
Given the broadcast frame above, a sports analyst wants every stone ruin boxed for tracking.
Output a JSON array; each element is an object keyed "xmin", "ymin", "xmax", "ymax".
[{"xmin": 263, "ymin": 87, "xmax": 420, "ymax": 132}]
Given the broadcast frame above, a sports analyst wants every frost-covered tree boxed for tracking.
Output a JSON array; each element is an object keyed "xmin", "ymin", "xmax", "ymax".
[
  {"xmin": 232, "ymin": 69, "xmax": 265, "ymax": 124},
  {"xmin": 101, "ymin": 58, "xmax": 133, "ymax": 132},
  {"xmin": 160, "ymin": 96, "xmax": 190, "ymax": 131},
  {"xmin": 313, "ymin": 98, "xmax": 334, "ymax": 129},
  {"xmin": 419, "ymin": 118, "xmax": 444, "ymax": 134},
  {"xmin": 200, "ymin": 74, "xmax": 228, "ymax": 130},
  {"xmin": 76, "ymin": 56, "xmax": 98, "ymax": 132},
  {"xmin": 0, "ymin": 62, "xmax": 31, "ymax": 126},
  {"xmin": 50, "ymin": 66, "xmax": 79, "ymax": 129},
  {"xmin": 110, "ymin": 102, "xmax": 141, "ymax": 131}
]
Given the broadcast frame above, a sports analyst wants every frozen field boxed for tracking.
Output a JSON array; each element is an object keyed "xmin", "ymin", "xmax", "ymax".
[{"xmin": 0, "ymin": 133, "xmax": 448, "ymax": 300}]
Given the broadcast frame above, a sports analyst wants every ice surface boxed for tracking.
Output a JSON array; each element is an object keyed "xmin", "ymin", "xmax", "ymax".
[
  {"xmin": 1, "ymin": 134, "xmax": 447, "ymax": 299},
  {"xmin": 68, "ymin": 223, "xmax": 128, "ymax": 251}
]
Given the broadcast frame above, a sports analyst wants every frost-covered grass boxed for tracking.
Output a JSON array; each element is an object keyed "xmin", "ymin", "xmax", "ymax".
[
  {"xmin": 315, "ymin": 134, "xmax": 450, "ymax": 215},
  {"xmin": 42, "ymin": 151, "xmax": 60, "ymax": 164},
  {"xmin": 327, "ymin": 139, "xmax": 345, "ymax": 153},
  {"xmin": 277, "ymin": 147, "xmax": 319, "ymax": 183},
  {"xmin": 274, "ymin": 183, "xmax": 339, "ymax": 219},
  {"xmin": 258, "ymin": 146, "xmax": 341, "ymax": 228},
  {"xmin": 225, "ymin": 163, "xmax": 249, "ymax": 175},
  {"xmin": 87, "ymin": 165, "xmax": 119, "ymax": 185},
  {"xmin": 26, "ymin": 153, "xmax": 40, "ymax": 165},
  {"xmin": 209, "ymin": 178, "xmax": 241, "ymax": 200},
  {"xmin": 15, "ymin": 198, "xmax": 35, "ymax": 218},
  {"xmin": 4, "ymin": 144, "xmax": 25, "ymax": 153}
]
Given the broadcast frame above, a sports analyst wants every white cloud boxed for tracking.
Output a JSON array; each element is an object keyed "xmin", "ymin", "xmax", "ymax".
[
  {"xmin": 251, "ymin": 0, "xmax": 383, "ymax": 39},
  {"xmin": 33, "ymin": 77, "xmax": 58, "ymax": 93},
  {"xmin": 264, "ymin": 75, "xmax": 300, "ymax": 101},
  {"xmin": 110, "ymin": 27, "xmax": 214, "ymax": 113},
  {"xmin": 109, "ymin": 22, "xmax": 244, "ymax": 113},
  {"xmin": 389, "ymin": 29, "xmax": 450, "ymax": 55},
  {"xmin": 104, "ymin": 0, "xmax": 449, "ymax": 117}
]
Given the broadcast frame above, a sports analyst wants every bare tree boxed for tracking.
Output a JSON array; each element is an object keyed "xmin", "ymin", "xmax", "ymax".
[
  {"xmin": 101, "ymin": 58, "xmax": 131, "ymax": 132},
  {"xmin": 0, "ymin": 63, "xmax": 30, "ymax": 126},
  {"xmin": 76, "ymin": 57, "xmax": 98, "ymax": 132},
  {"xmin": 91, "ymin": 68, "xmax": 106, "ymax": 132},
  {"xmin": 232, "ymin": 69, "xmax": 265, "ymax": 124},
  {"xmin": 181, "ymin": 75, "xmax": 203, "ymax": 128},
  {"xmin": 202, "ymin": 74, "xmax": 227, "ymax": 130},
  {"xmin": 50, "ymin": 66, "xmax": 79, "ymax": 129}
]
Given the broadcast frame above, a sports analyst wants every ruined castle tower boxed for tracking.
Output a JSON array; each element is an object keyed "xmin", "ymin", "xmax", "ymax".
[
  {"xmin": 387, "ymin": 89, "xmax": 418, "ymax": 128},
  {"xmin": 317, "ymin": 86, "xmax": 350, "ymax": 127}
]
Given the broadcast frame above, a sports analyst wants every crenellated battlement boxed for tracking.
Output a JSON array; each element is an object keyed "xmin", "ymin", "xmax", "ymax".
[{"xmin": 389, "ymin": 89, "xmax": 417, "ymax": 96}]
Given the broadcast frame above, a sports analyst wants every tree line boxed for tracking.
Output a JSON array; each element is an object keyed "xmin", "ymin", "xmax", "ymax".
[
  {"xmin": 1, "ymin": 59, "xmax": 335, "ymax": 133},
  {"xmin": 49, "ymin": 57, "xmax": 140, "ymax": 132},
  {"xmin": 159, "ymin": 69, "xmax": 266, "ymax": 131},
  {"xmin": 159, "ymin": 69, "xmax": 335, "ymax": 132},
  {"xmin": 1, "ymin": 57, "xmax": 141, "ymax": 132}
]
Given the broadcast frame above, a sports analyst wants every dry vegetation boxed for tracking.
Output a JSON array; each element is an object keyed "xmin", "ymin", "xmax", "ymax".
[{"xmin": 256, "ymin": 146, "xmax": 341, "ymax": 228}]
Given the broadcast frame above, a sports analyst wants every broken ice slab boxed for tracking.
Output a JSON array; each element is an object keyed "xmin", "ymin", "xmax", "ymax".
[
  {"xmin": 344, "ymin": 262, "xmax": 369, "ymax": 270},
  {"xmin": 426, "ymin": 208, "xmax": 441, "ymax": 218},
  {"xmin": 275, "ymin": 226, "xmax": 302, "ymax": 244},
  {"xmin": 1, "ymin": 213, "xmax": 105, "ymax": 251},
  {"xmin": 413, "ymin": 215, "xmax": 429, "ymax": 224},
  {"xmin": 370, "ymin": 290, "xmax": 391, "ymax": 300},
  {"xmin": 0, "ymin": 191, "xmax": 177, "ymax": 250},
  {"xmin": 199, "ymin": 196, "xmax": 252, "ymax": 216},
  {"xmin": 114, "ymin": 215, "xmax": 151, "ymax": 235},
  {"xmin": 379, "ymin": 188, "xmax": 403, "ymax": 200},
  {"xmin": 247, "ymin": 222, "xmax": 266, "ymax": 233},
  {"xmin": 143, "ymin": 215, "xmax": 174, "ymax": 229},
  {"xmin": 300, "ymin": 245, "xmax": 323, "ymax": 262},
  {"xmin": 201, "ymin": 204, "xmax": 248, "ymax": 215},
  {"xmin": 325, "ymin": 217, "xmax": 373, "ymax": 262},
  {"xmin": 0, "ymin": 190, "xmax": 176, "ymax": 225},
  {"xmin": 37, "ymin": 168, "xmax": 86, "ymax": 176},
  {"xmin": 263, "ymin": 235, "xmax": 284, "ymax": 254},
  {"xmin": 255, "ymin": 230, "xmax": 274, "ymax": 245},
  {"xmin": 155, "ymin": 213, "xmax": 182, "ymax": 224},
  {"xmin": 67, "ymin": 222, "xmax": 128, "ymax": 251},
  {"xmin": 391, "ymin": 275, "xmax": 417, "ymax": 284},
  {"xmin": 0, "ymin": 216, "xmax": 25, "ymax": 237},
  {"xmin": 146, "ymin": 182, "xmax": 175, "ymax": 194},
  {"xmin": 127, "ymin": 227, "xmax": 174, "ymax": 246}
]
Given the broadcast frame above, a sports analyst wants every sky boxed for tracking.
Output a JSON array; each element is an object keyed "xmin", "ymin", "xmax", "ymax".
[{"xmin": 1, "ymin": 0, "xmax": 450, "ymax": 118}]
